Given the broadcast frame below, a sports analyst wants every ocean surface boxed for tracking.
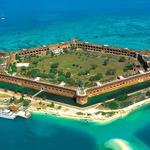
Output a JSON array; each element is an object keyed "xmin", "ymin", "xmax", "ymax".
[
  {"xmin": 0, "ymin": 105, "xmax": 150, "ymax": 150},
  {"xmin": 0, "ymin": 0, "xmax": 150, "ymax": 50},
  {"xmin": 1, "ymin": 0, "xmax": 150, "ymax": 149}
]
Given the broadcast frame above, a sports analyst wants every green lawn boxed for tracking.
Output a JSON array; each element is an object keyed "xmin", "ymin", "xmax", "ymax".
[{"xmin": 18, "ymin": 50, "xmax": 135, "ymax": 87}]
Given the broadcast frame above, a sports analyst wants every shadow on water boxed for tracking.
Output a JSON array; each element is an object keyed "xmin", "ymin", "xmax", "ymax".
[{"xmin": 0, "ymin": 116, "xmax": 99, "ymax": 150}]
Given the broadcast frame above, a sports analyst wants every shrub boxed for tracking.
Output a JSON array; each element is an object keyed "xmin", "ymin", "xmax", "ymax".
[
  {"xmin": 23, "ymin": 99, "xmax": 31, "ymax": 107},
  {"xmin": 9, "ymin": 97, "xmax": 17, "ymax": 103},
  {"xmin": 78, "ymin": 69, "xmax": 89, "ymax": 76},
  {"xmin": 39, "ymin": 73, "xmax": 49, "ymax": 78},
  {"xmin": 101, "ymin": 112, "xmax": 107, "ymax": 115},
  {"xmin": 76, "ymin": 80, "xmax": 84, "ymax": 87},
  {"xmin": 85, "ymin": 82, "xmax": 96, "ymax": 87},
  {"xmin": 120, "ymin": 101, "xmax": 133, "ymax": 108},
  {"xmin": 0, "ymin": 58, "xmax": 4, "ymax": 64},
  {"xmin": 146, "ymin": 91, "xmax": 150, "ymax": 97},
  {"xmin": 66, "ymin": 78, "xmax": 76, "ymax": 86},
  {"xmin": 119, "ymin": 57, "xmax": 126, "ymax": 62},
  {"xmin": 66, "ymin": 72, "xmax": 71, "ymax": 78},
  {"xmin": 50, "ymin": 68, "xmax": 58, "ymax": 74},
  {"xmin": 20, "ymin": 66, "xmax": 26, "ymax": 73},
  {"xmin": 49, "ymin": 73, "xmax": 56, "ymax": 79},
  {"xmin": 49, "ymin": 102, "xmax": 55, "ymax": 108},
  {"xmin": 105, "ymin": 101, "xmax": 119, "ymax": 109},
  {"xmin": 57, "ymin": 106, "xmax": 62, "ymax": 109},
  {"xmin": 76, "ymin": 112, "xmax": 84, "ymax": 115},
  {"xmin": 15, "ymin": 54, "xmax": 21, "ymax": 61},
  {"xmin": 8, "ymin": 62, "xmax": 17, "ymax": 74},
  {"xmin": 116, "ymin": 94, "xmax": 128, "ymax": 101},
  {"xmin": 106, "ymin": 69, "xmax": 116, "ymax": 75},
  {"xmin": 70, "ymin": 45, "xmax": 77, "ymax": 52},
  {"xmin": 124, "ymin": 63, "xmax": 133, "ymax": 71},
  {"xmin": 90, "ymin": 64, "xmax": 97, "ymax": 70},
  {"xmin": 32, "ymin": 58, "xmax": 39, "ymax": 65},
  {"xmin": 89, "ymin": 73, "xmax": 103, "ymax": 81},
  {"xmin": 58, "ymin": 75, "xmax": 66, "ymax": 82},
  {"xmin": 27, "ymin": 69, "xmax": 41, "ymax": 78},
  {"xmin": 103, "ymin": 59, "xmax": 109, "ymax": 66},
  {"xmin": 58, "ymin": 70, "xmax": 64, "ymax": 76},
  {"xmin": 51, "ymin": 62, "xmax": 59, "ymax": 68}
]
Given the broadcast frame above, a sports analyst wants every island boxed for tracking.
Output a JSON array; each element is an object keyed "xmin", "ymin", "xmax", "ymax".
[{"xmin": 0, "ymin": 39, "xmax": 150, "ymax": 122}]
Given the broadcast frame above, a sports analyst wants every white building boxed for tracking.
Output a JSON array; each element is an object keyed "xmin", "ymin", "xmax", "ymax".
[
  {"xmin": 16, "ymin": 63, "xmax": 29, "ymax": 67},
  {"xmin": 52, "ymin": 49, "xmax": 63, "ymax": 56}
]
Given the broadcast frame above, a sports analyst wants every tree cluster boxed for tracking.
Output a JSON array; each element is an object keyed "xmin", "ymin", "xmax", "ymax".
[
  {"xmin": 89, "ymin": 73, "xmax": 103, "ymax": 81},
  {"xmin": 105, "ymin": 69, "xmax": 116, "ymax": 75}
]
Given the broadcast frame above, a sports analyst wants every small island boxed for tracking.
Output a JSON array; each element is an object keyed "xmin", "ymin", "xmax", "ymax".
[{"xmin": 0, "ymin": 39, "xmax": 150, "ymax": 122}]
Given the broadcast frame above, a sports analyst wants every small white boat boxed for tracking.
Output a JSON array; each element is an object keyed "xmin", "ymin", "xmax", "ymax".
[
  {"xmin": 1, "ymin": 17, "xmax": 5, "ymax": 20},
  {"xmin": 0, "ymin": 109, "xmax": 16, "ymax": 119}
]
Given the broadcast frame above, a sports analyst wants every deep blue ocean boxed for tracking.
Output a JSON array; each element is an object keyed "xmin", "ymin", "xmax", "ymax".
[
  {"xmin": 1, "ymin": 0, "xmax": 150, "ymax": 149},
  {"xmin": 1, "ymin": 105, "xmax": 150, "ymax": 150},
  {"xmin": 0, "ymin": 0, "xmax": 150, "ymax": 50}
]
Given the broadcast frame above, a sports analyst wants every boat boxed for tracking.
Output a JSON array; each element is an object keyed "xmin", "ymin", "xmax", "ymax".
[
  {"xmin": 0, "ymin": 109, "xmax": 16, "ymax": 119},
  {"xmin": 1, "ymin": 17, "xmax": 5, "ymax": 20}
]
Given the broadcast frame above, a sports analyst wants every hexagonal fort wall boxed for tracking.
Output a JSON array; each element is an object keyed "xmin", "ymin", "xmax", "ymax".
[{"xmin": 2, "ymin": 39, "xmax": 150, "ymax": 105}]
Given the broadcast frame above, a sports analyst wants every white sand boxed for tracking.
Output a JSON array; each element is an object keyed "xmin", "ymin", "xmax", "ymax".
[
  {"xmin": 1, "ymin": 89, "xmax": 150, "ymax": 124},
  {"xmin": 105, "ymin": 139, "xmax": 132, "ymax": 150}
]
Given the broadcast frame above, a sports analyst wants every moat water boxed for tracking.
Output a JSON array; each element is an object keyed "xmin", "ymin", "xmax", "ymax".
[{"xmin": 1, "ymin": 0, "xmax": 150, "ymax": 149}]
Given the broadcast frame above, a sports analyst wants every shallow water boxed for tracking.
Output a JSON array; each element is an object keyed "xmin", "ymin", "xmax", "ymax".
[
  {"xmin": 0, "ymin": 2, "xmax": 150, "ymax": 50},
  {"xmin": 1, "ymin": 0, "xmax": 150, "ymax": 149},
  {"xmin": 0, "ymin": 105, "xmax": 150, "ymax": 150}
]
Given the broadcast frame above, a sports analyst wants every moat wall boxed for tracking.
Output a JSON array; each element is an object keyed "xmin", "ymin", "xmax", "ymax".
[
  {"xmin": 86, "ymin": 72, "xmax": 150, "ymax": 98},
  {"xmin": 0, "ymin": 74, "xmax": 76, "ymax": 98},
  {"xmin": 1, "ymin": 72, "xmax": 150, "ymax": 105}
]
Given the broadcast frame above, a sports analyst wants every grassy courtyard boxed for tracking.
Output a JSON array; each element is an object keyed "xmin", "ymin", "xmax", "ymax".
[{"xmin": 17, "ymin": 50, "xmax": 135, "ymax": 87}]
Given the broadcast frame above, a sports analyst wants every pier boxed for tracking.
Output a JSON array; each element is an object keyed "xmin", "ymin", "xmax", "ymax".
[{"xmin": 32, "ymin": 88, "xmax": 44, "ymax": 99}]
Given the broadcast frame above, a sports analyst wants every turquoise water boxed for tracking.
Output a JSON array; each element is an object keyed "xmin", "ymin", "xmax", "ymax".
[
  {"xmin": 0, "ymin": 105, "xmax": 150, "ymax": 150},
  {"xmin": 1, "ymin": 13, "xmax": 150, "ymax": 50},
  {"xmin": 1, "ymin": 0, "xmax": 150, "ymax": 149},
  {"xmin": 0, "ymin": 2, "xmax": 150, "ymax": 50}
]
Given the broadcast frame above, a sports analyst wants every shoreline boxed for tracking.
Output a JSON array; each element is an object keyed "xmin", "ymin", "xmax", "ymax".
[
  {"xmin": 28, "ymin": 98, "xmax": 150, "ymax": 124},
  {"xmin": 0, "ymin": 89, "xmax": 150, "ymax": 124}
]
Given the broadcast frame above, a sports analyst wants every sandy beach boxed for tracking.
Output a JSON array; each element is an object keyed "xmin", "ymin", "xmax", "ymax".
[
  {"xmin": 105, "ymin": 139, "xmax": 132, "ymax": 150},
  {"xmin": 0, "ymin": 89, "xmax": 150, "ymax": 124},
  {"xmin": 28, "ymin": 97, "xmax": 150, "ymax": 124}
]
